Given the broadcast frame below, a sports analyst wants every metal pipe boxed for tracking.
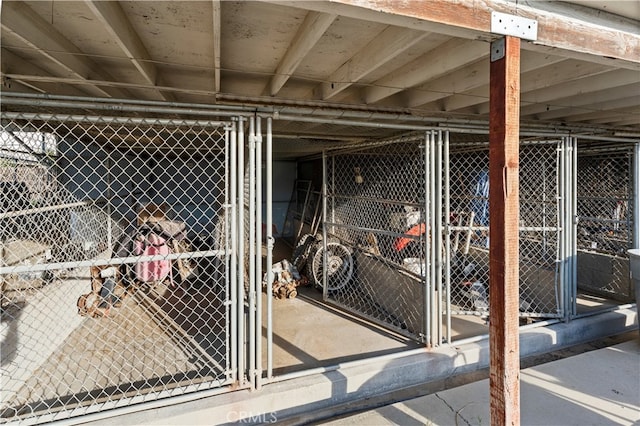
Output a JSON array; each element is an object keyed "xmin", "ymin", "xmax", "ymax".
[
  {"xmin": 571, "ymin": 137, "xmax": 578, "ymax": 317},
  {"xmin": 557, "ymin": 138, "xmax": 566, "ymax": 321},
  {"xmin": 248, "ymin": 116, "xmax": 256, "ymax": 390},
  {"xmin": 0, "ymin": 200, "xmax": 91, "ymax": 219},
  {"xmin": 1, "ymin": 110, "xmax": 235, "ymax": 126},
  {"xmin": 424, "ymin": 131, "xmax": 433, "ymax": 346},
  {"xmin": 633, "ymin": 142, "xmax": 640, "ymax": 249},
  {"xmin": 0, "ymin": 250, "xmax": 224, "ymax": 275},
  {"xmin": 277, "ymin": 114, "xmax": 439, "ymax": 132},
  {"xmin": 435, "ymin": 131, "xmax": 443, "ymax": 345},
  {"xmin": 266, "ymin": 117, "xmax": 274, "ymax": 380},
  {"xmin": 559, "ymin": 137, "xmax": 568, "ymax": 321},
  {"xmin": 224, "ymin": 126, "xmax": 232, "ymax": 384},
  {"xmin": 443, "ymin": 130, "xmax": 452, "ymax": 344},
  {"xmin": 51, "ymin": 386, "xmax": 235, "ymax": 426},
  {"xmin": 255, "ymin": 117, "xmax": 263, "ymax": 390},
  {"xmin": 1, "ymin": 92, "xmax": 252, "ymax": 112},
  {"xmin": 3, "ymin": 93, "xmax": 639, "ymax": 142},
  {"xmin": 322, "ymin": 151, "xmax": 329, "ymax": 301},
  {"xmin": 229, "ymin": 122, "xmax": 238, "ymax": 383},
  {"xmin": 237, "ymin": 117, "xmax": 246, "ymax": 386}
]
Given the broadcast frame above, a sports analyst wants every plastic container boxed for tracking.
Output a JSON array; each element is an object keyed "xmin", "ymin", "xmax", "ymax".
[{"xmin": 403, "ymin": 258, "xmax": 426, "ymax": 277}]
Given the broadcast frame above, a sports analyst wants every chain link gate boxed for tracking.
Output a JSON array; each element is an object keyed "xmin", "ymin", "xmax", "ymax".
[
  {"xmin": 445, "ymin": 140, "xmax": 564, "ymax": 321},
  {"xmin": 576, "ymin": 145, "xmax": 635, "ymax": 303},
  {"xmin": 320, "ymin": 134, "xmax": 433, "ymax": 344},
  {"xmin": 0, "ymin": 112, "xmax": 237, "ymax": 424}
]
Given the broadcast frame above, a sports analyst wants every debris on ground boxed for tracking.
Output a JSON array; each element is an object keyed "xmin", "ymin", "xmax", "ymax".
[{"xmin": 263, "ymin": 259, "xmax": 308, "ymax": 299}]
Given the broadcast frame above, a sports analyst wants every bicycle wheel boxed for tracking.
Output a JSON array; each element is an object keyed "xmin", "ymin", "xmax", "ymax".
[{"xmin": 310, "ymin": 242, "xmax": 354, "ymax": 291}]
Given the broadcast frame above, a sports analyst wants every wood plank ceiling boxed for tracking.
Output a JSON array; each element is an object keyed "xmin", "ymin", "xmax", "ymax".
[{"xmin": 1, "ymin": 0, "xmax": 639, "ymax": 156}]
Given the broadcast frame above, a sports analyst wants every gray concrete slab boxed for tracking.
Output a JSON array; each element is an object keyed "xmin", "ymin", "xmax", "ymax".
[
  {"xmin": 77, "ymin": 306, "xmax": 637, "ymax": 426},
  {"xmin": 323, "ymin": 339, "xmax": 640, "ymax": 426}
]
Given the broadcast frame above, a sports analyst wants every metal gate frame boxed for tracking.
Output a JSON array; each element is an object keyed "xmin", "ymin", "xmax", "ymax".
[
  {"xmin": 317, "ymin": 131, "xmax": 439, "ymax": 346},
  {"xmin": 574, "ymin": 142, "xmax": 637, "ymax": 307},
  {"xmin": 0, "ymin": 111, "xmax": 244, "ymax": 424},
  {"xmin": 442, "ymin": 137, "xmax": 566, "ymax": 333}
]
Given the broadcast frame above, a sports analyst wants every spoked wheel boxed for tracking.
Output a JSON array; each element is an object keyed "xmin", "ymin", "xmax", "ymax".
[
  {"xmin": 291, "ymin": 233, "xmax": 317, "ymax": 274},
  {"xmin": 310, "ymin": 242, "xmax": 354, "ymax": 291}
]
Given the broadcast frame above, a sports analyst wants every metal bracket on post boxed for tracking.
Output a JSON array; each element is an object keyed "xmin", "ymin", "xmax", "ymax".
[
  {"xmin": 491, "ymin": 11, "xmax": 538, "ymax": 41},
  {"xmin": 491, "ymin": 38, "xmax": 505, "ymax": 62}
]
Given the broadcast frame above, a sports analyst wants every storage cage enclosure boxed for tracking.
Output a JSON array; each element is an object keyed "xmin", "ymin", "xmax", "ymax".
[
  {"xmin": 317, "ymin": 133, "xmax": 568, "ymax": 345},
  {"xmin": 322, "ymin": 135, "xmax": 432, "ymax": 343},
  {"xmin": 446, "ymin": 139, "xmax": 565, "ymax": 320},
  {"xmin": 576, "ymin": 145, "xmax": 635, "ymax": 303},
  {"xmin": 0, "ymin": 112, "xmax": 235, "ymax": 424}
]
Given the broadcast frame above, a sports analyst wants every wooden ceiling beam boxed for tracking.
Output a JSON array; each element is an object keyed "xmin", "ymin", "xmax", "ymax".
[
  {"xmin": 212, "ymin": 0, "xmax": 221, "ymax": 93},
  {"xmin": 475, "ymin": 60, "xmax": 618, "ymax": 114},
  {"xmin": 443, "ymin": 59, "xmax": 615, "ymax": 113},
  {"xmin": 516, "ymin": 69, "xmax": 640, "ymax": 113},
  {"xmin": 605, "ymin": 116, "xmax": 640, "ymax": 127},
  {"xmin": 407, "ymin": 51, "xmax": 565, "ymax": 108},
  {"xmin": 521, "ymin": 83, "xmax": 640, "ymax": 118},
  {"xmin": 365, "ymin": 38, "xmax": 487, "ymax": 104},
  {"xmin": 559, "ymin": 101, "xmax": 640, "ymax": 123},
  {"xmin": 1, "ymin": 1, "xmax": 128, "ymax": 98},
  {"xmin": 85, "ymin": 0, "xmax": 175, "ymax": 102},
  {"xmin": 276, "ymin": 0, "xmax": 639, "ymax": 70},
  {"xmin": 320, "ymin": 26, "xmax": 431, "ymax": 100},
  {"xmin": 266, "ymin": 11, "xmax": 336, "ymax": 97},
  {"xmin": 1, "ymin": 48, "xmax": 88, "ymax": 96},
  {"xmin": 584, "ymin": 110, "xmax": 640, "ymax": 126}
]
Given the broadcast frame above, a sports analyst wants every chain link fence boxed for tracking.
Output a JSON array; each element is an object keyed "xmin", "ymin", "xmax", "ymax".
[
  {"xmin": 321, "ymin": 138, "xmax": 429, "ymax": 342},
  {"xmin": 446, "ymin": 140, "xmax": 563, "ymax": 318},
  {"xmin": 315, "ymin": 136, "xmax": 566, "ymax": 344},
  {"xmin": 1, "ymin": 113, "xmax": 234, "ymax": 423},
  {"xmin": 576, "ymin": 147, "xmax": 634, "ymax": 302}
]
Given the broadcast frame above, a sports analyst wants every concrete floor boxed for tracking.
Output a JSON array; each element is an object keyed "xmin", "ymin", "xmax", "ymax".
[
  {"xmin": 262, "ymin": 238, "xmax": 622, "ymax": 377},
  {"xmin": 322, "ymin": 336, "xmax": 640, "ymax": 426},
  {"xmin": 0, "ymin": 237, "xmax": 627, "ymax": 422}
]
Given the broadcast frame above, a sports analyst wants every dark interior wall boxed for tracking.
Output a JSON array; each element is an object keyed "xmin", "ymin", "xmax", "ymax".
[
  {"xmin": 297, "ymin": 159, "xmax": 322, "ymax": 191},
  {"xmin": 265, "ymin": 160, "xmax": 297, "ymax": 235}
]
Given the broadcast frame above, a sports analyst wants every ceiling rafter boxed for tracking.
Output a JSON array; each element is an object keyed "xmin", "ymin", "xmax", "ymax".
[
  {"xmin": 85, "ymin": 0, "xmax": 175, "ymax": 102},
  {"xmin": 526, "ymin": 83, "xmax": 640, "ymax": 120},
  {"xmin": 320, "ymin": 26, "xmax": 432, "ymax": 100},
  {"xmin": 476, "ymin": 69, "xmax": 640, "ymax": 115},
  {"xmin": 442, "ymin": 58, "xmax": 616, "ymax": 112},
  {"xmin": 584, "ymin": 107, "xmax": 640, "ymax": 125},
  {"xmin": 605, "ymin": 117, "xmax": 640, "ymax": 127},
  {"xmin": 212, "ymin": 0, "xmax": 221, "ymax": 93},
  {"xmin": 1, "ymin": 1, "xmax": 128, "ymax": 99},
  {"xmin": 2, "ymin": 48, "xmax": 52, "ymax": 94},
  {"xmin": 265, "ymin": 11, "xmax": 337, "ymax": 97},
  {"xmin": 276, "ymin": 0, "xmax": 640, "ymax": 70},
  {"xmin": 406, "ymin": 51, "xmax": 566, "ymax": 108},
  {"xmin": 473, "ymin": 60, "xmax": 619, "ymax": 114},
  {"xmin": 546, "ymin": 97, "xmax": 640, "ymax": 122},
  {"xmin": 364, "ymin": 38, "xmax": 487, "ymax": 104}
]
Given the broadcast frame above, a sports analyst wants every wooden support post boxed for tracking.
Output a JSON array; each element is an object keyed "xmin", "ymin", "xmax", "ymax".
[{"xmin": 489, "ymin": 35, "xmax": 521, "ymax": 426}]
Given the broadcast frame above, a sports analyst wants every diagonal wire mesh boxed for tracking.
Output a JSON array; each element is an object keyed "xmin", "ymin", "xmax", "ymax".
[
  {"xmin": 446, "ymin": 141, "xmax": 562, "ymax": 318},
  {"xmin": 1, "ymin": 113, "xmax": 233, "ymax": 423},
  {"xmin": 576, "ymin": 148, "xmax": 634, "ymax": 302},
  {"xmin": 322, "ymin": 140, "xmax": 428, "ymax": 342}
]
